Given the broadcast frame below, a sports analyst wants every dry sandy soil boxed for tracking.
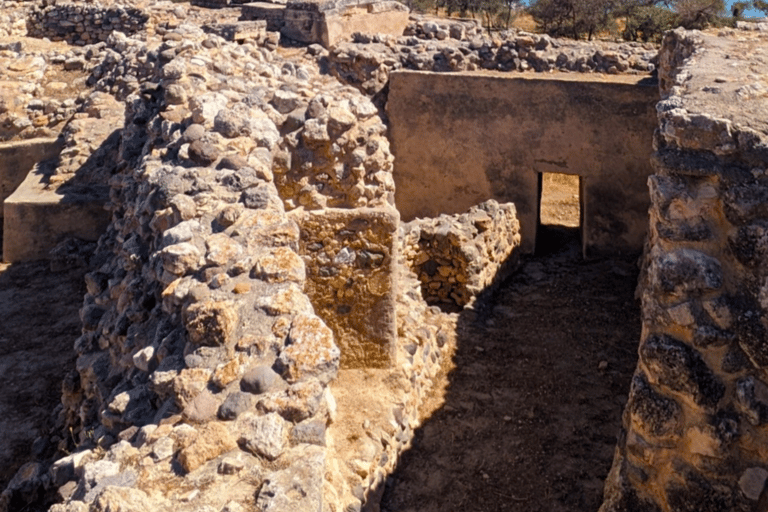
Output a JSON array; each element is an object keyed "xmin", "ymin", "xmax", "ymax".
[
  {"xmin": 0, "ymin": 166, "xmax": 640, "ymax": 512},
  {"xmin": 0, "ymin": 232, "xmax": 86, "ymax": 490},
  {"xmin": 381, "ymin": 175, "xmax": 642, "ymax": 512}
]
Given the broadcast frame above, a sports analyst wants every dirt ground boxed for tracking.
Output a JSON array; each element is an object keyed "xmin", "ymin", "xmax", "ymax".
[
  {"xmin": 381, "ymin": 179, "xmax": 642, "ymax": 512},
  {"xmin": 0, "ymin": 166, "xmax": 640, "ymax": 512},
  {"xmin": 0, "ymin": 229, "xmax": 86, "ymax": 490}
]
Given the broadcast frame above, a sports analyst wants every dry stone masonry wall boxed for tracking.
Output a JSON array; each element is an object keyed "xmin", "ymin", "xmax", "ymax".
[
  {"xmin": 1, "ymin": 19, "xmax": 394, "ymax": 512},
  {"xmin": 325, "ymin": 20, "xmax": 658, "ymax": 96},
  {"xmin": 402, "ymin": 200, "xmax": 520, "ymax": 308},
  {"xmin": 27, "ymin": 2, "xmax": 149, "ymax": 45},
  {"xmin": 602, "ymin": 28, "xmax": 768, "ymax": 512},
  {"xmin": 1, "ymin": 8, "xmax": 462, "ymax": 511}
]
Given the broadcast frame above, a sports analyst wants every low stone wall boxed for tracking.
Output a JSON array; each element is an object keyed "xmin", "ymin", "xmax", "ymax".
[
  {"xmin": 602, "ymin": 28, "xmax": 768, "ymax": 512},
  {"xmin": 327, "ymin": 29, "xmax": 658, "ymax": 96},
  {"xmin": 0, "ymin": 138, "xmax": 62, "ymax": 217},
  {"xmin": 402, "ymin": 200, "xmax": 520, "ymax": 307},
  {"xmin": 296, "ymin": 207, "xmax": 399, "ymax": 368},
  {"xmin": 202, "ymin": 20, "xmax": 279, "ymax": 48},
  {"xmin": 26, "ymin": 2, "xmax": 149, "ymax": 45}
]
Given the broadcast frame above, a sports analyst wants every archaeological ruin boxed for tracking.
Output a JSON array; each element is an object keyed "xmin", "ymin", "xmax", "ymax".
[{"xmin": 2, "ymin": 1, "xmax": 768, "ymax": 510}]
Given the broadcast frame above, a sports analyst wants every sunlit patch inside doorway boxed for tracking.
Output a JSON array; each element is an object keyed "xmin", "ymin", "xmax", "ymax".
[{"xmin": 537, "ymin": 172, "xmax": 582, "ymax": 256}]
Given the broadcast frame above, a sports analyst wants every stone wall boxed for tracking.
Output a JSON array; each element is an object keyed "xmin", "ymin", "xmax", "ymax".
[
  {"xmin": 0, "ymin": 138, "xmax": 62, "ymax": 218},
  {"xmin": 602, "ymin": 27, "xmax": 768, "ymax": 512},
  {"xmin": 326, "ymin": 29, "xmax": 657, "ymax": 97},
  {"xmin": 26, "ymin": 3, "xmax": 149, "ymax": 45},
  {"xmin": 402, "ymin": 200, "xmax": 520, "ymax": 307},
  {"xmin": 387, "ymin": 70, "xmax": 658, "ymax": 256},
  {"xmin": 0, "ymin": 19, "xmax": 438, "ymax": 512}
]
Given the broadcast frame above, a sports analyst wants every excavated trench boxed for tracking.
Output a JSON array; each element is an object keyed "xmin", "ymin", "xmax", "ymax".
[
  {"xmin": 0, "ymin": 232, "xmax": 86, "ymax": 491},
  {"xmin": 381, "ymin": 178, "xmax": 643, "ymax": 512}
]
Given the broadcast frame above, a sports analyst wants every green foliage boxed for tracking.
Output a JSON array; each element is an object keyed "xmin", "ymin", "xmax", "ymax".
[
  {"xmin": 751, "ymin": 0, "xmax": 768, "ymax": 14},
  {"xmin": 528, "ymin": 0, "xmax": 617, "ymax": 39},
  {"xmin": 671, "ymin": 0, "xmax": 726, "ymax": 28},
  {"xmin": 731, "ymin": 0, "xmax": 750, "ymax": 17},
  {"xmin": 622, "ymin": 4, "xmax": 676, "ymax": 41}
]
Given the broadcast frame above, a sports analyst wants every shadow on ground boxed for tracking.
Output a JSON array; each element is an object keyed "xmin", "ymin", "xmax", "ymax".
[
  {"xmin": 381, "ymin": 226, "xmax": 642, "ymax": 512},
  {"xmin": 0, "ymin": 242, "xmax": 85, "ymax": 490}
]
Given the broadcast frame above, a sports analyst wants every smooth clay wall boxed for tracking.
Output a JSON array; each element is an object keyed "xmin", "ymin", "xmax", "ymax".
[{"xmin": 387, "ymin": 70, "xmax": 658, "ymax": 256}]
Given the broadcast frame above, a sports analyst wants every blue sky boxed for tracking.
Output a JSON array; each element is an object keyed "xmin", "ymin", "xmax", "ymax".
[{"xmin": 726, "ymin": 0, "xmax": 764, "ymax": 17}]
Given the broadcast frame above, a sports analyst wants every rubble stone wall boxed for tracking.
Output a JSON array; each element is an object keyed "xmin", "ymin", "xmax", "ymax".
[
  {"xmin": 602, "ymin": 27, "xmax": 768, "ymax": 512},
  {"xmin": 26, "ymin": 2, "xmax": 149, "ymax": 45},
  {"xmin": 326, "ymin": 28, "xmax": 658, "ymax": 97},
  {"xmin": 0, "ymin": 21, "xmax": 417, "ymax": 512},
  {"xmin": 402, "ymin": 200, "xmax": 520, "ymax": 307},
  {"xmin": 388, "ymin": 70, "xmax": 658, "ymax": 256}
]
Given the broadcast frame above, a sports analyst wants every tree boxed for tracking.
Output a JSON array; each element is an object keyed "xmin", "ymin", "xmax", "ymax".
[
  {"xmin": 528, "ymin": 0, "xmax": 617, "ymax": 39},
  {"xmin": 671, "ymin": 0, "xmax": 726, "ymax": 28},
  {"xmin": 620, "ymin": 1, "xmax": 677, "ymax": 41}
]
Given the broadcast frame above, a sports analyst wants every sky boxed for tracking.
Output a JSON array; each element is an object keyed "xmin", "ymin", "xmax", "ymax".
[{"xmin": 726, "ymin": 0, "xmax": 764, "ymax": 18}]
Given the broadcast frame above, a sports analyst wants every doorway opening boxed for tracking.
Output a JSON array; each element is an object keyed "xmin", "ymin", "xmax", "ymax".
[{"xmin": 537, "ymin": 172, "xmax": 583, "ymax": 256}]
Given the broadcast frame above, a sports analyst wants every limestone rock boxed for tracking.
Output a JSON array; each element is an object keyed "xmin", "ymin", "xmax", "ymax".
[
  {"xmin": 238, "ymin": 412, "xmax": 288, "ymax": 460},
  {"xmin": 278, "ymin": 314, "xmax": 339, "ymax": 384},
  {"xmin": 178, "ymin": 422, "xmax": 237, "ymax": 473}
]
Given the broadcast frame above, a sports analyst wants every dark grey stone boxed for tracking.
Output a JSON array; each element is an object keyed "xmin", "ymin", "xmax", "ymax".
[
  {"xmin": 219, "ymin": 391, "xmax": 257, "ymax": 420},
  {"xmin": 242, "ymin": 365, "xmax": 284, "ymax": 395},
  {"xmin": 640, "ymin": 334, "xmax": 724, "ymax": 410}
]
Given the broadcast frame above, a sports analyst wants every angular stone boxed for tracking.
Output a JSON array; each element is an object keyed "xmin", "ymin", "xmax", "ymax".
[
  {"xmin": 90, "ymin": 486, "xmax": 156, "ymax": 512},
  {"xmin": 219, "ymin": 391, "xmax": 257, "ymax": 420},
  {"xmin": 255, "ymin": 446, "xmax": 324, "ymax": 512},
  {"xmin": 183, "ymin": 389, "xmax": 220, "ymax": 423},
  {"xmin": 161, "ymin": 242, "xmax": 201, "ymax": 276},
  {"xmin": 237, "ymin": 412, "xmax": 287, "ymax": 460},
  {"xmin": 178, "ymin": 422, "xmax": 237, "ymax": 473},
  {"xmin": 205, "ymin": 233, "xmax": 243, "ymax": 266},
  {"xmin": 650, "ymin": 248, "xmax": 722, "ymax": 298},
  {"xmin": 736, "ymin": 376, "xmax": 768, "ymax": 425},
  {"xmin": 290, "ymin": 419, "xmax": 326, "ymax": 446},
  {"xmin": 739, "ymin": 467, "xmax": 768, "ymax": 501},
  {"xmin": 183, "ymin": 300, "xmax": 239, "ymax": 347},
  {"xmin": 254, "ymin": 283, "xmax": 314, "ymax": 316},
  {"xmin": 278, "ymin": 314, "xmax": 339, "ymax": 384},
  {"xmin": 629, "ymin": 373, "xmax": 681, "ymax": 438},
  {"xmin": 251, "ymin": 247, "xmax": 305, "ymax": 283}
]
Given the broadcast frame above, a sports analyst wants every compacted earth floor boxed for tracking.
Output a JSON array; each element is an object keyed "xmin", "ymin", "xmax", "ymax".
[
  {"xmin": 0, "ymin": 230, "xmax": 86, "ymax": 490},
  {"xmin": 381, "ymin": 217, "xmax": 642, "ymax": 508}
]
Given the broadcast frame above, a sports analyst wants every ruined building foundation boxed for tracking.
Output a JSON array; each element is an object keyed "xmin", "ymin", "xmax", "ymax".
[{"xmin": 1, "ymin": 5, "xmax": 768, "ymax": 511}]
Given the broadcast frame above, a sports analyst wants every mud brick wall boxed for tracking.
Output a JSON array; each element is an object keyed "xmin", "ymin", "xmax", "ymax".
[
  {"xmin": 295, "ymin": 206, "xmax": 399, "ymax": 368},
  {"xmin": 602, "ymin": 28, "xmax": 768, "ymax": 512},
  {"xmin": 27, "ymin": 3, "xmax": 149, "ymax": 45},
  {"xmin": 402, "ymin": 200, "xmax": 520, "ymax": 307}
]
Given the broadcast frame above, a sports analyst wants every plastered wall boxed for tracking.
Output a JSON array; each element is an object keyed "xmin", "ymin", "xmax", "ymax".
[{"xmin": 387, "ymin": 70, "xmax": 659, "ymax": 256}]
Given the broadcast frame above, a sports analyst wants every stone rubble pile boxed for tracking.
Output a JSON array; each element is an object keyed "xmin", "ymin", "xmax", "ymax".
[
  {"xmin": 403, "ymin": 15, "xmax": 483, "ymax": 40},
  {"xmin": 602, "ymin": 28, "xmax": 768, "ymax": 512},
  {"xmin": 0, "ymin": 40, "xmax": 97, "ymax": 142},
  {"xmin": 0, "ymin": 0, "xmax": 28, "ymax": 37},
  {"xmin": 402, "ymin": 200, "xmax": 521, "ymax": 308},
  {"xmin": 326, "ymin": 25, "xmax": 658, "ymax": 95}
]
